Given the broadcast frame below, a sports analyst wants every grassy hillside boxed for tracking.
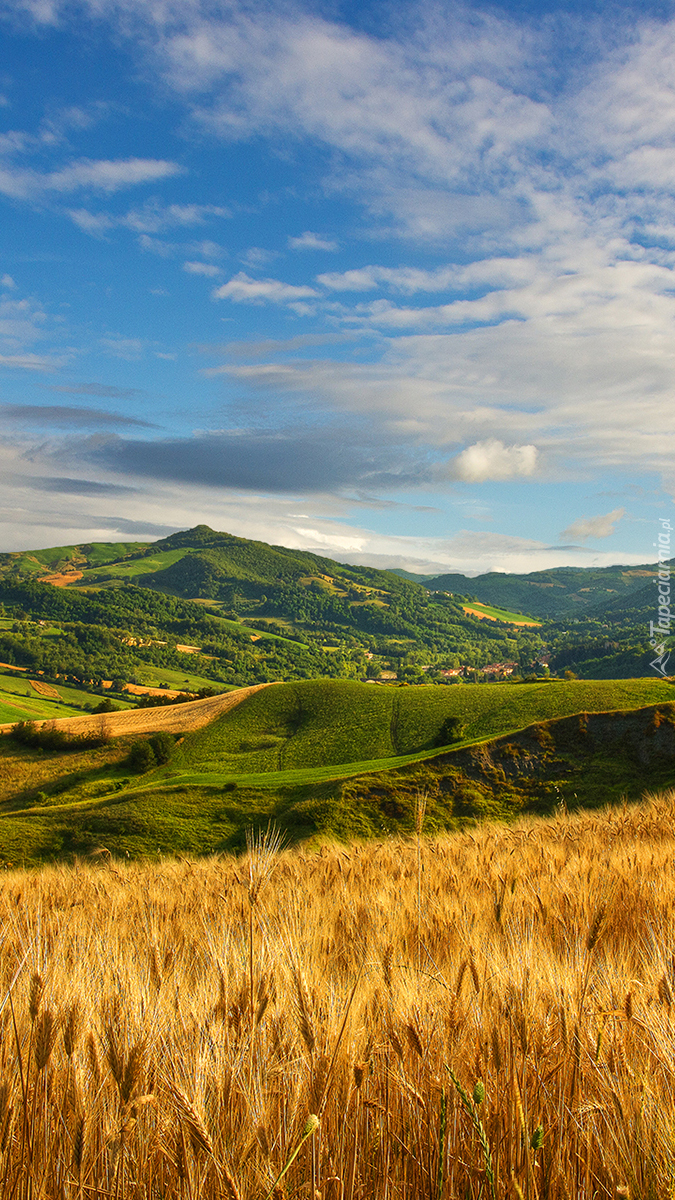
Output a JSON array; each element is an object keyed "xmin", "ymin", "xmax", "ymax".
[
  {"xmin": 2, "ymin": 797, "xmax": 675, "ymax": 1196},
  {"xmin": 0, "ymin": 669, "xmax": 100, "ymax": 724},
  {"xmin": 1, "ymin": 677, "xmax": 674, "ymax": 864},
  {"xmin": 170, "ymin": 676, "xmax": 675, "ymax": 775}
]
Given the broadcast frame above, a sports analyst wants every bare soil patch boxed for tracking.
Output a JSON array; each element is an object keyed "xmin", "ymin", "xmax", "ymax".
[{"xmin": 37, "ymin": 570, "xmax": 83, "ymax": 587}]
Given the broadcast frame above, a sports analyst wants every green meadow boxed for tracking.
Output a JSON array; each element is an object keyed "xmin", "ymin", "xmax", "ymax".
[
  {"xmin": 0, "ymin": 671, "xmax": 95, "ymax": 724},
  {"xmin": 461, "ymin": 600, "xmax": 542, "ymax": 624},
  {"xmin": 1, "ymin": 675, "xmax": 674, "ymax": 865},
  {"xmin": 167, "ymin": 675, "xmax": 675, "ymax": 775}
]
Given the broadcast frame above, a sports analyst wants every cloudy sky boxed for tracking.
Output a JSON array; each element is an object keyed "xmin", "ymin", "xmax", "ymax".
[{"xmin": 0, "ymin": 0, "xmax": 674, "ymax": 573}]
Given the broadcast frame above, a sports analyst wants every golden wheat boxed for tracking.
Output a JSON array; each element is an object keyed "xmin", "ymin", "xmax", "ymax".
[{"xmin": 0, "ymin": 794, "xmax": 673, "ymax": 1195}]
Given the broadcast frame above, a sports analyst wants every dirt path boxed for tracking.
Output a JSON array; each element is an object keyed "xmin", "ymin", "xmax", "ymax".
[{"xmin": 0, "ymin": 682, "xmax": 273, "ymax": 738}]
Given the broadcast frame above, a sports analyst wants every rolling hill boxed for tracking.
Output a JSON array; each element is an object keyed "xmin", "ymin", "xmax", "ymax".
[
  {"xmin": 2, "ymin": 675, "xmax": 674, "ymax": 864},
  {"xmin": 0, "ymin": 526, "xmax": 549, "ymax": 690},
  {"xmin": 417, "ymin": 562, "xmax": 659, "ymax": 618}
]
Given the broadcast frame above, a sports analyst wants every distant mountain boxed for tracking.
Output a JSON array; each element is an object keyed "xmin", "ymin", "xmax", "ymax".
[
  {"xmin": 0, "ymin": 526, "xmax": 547, "ymax": 689},
  {"xmin": 421, "ymin": 563, "xmax": 659, "ymax": 619},
  {"xmin": 1, "ymin": 527, "xmax": 667, "ymax": 686}
]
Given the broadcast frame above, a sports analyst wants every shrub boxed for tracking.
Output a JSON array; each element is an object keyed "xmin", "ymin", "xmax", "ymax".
[
  {"xmin": 148, "ymin": 731, "xmax": 174, "ymax": 765},
  {"xmin": 10, "ymin": 721, "xmax": 108, "ymax": 752},
  {"xmin": 435, "ymin": 716, "xmax": 466, "ymax": 747},
  {"xmin": 128, "ymin": 740, "xmax": 157, "ymax": 773}
]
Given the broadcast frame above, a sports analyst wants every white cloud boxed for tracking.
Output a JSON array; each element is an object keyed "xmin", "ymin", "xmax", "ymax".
[
  {"xmin": 0, "ymin": 157, "xmax": 182, "ymax": 200},
  {"xmin": 0, "ymin": 353, "xmax": 60, "ymax": 370},
  {"xmin": 68, "ymin": 201, "xmax": 230, "ymax": 238},
  {"xmin": 7, "ymin": 0, "xmax": 675, "ymax": 524},
  {"xmin": 443, "ymin": 440, "xmax": 538, "ymax": 483},
  {"xmin": 289, "ymin": 231, "xmax": 338, "ymax": 251},
  {"xmin": 1, "ymin": 274, "xmax": 15, "ymax": 288},
  {"xmin": 212, "ymin": 272, "xmax": 319, "ymax": 303},
  {"xmin": 183, "ymin": 260, "xmax": 220, "ymax": 276},
  {"xmin": 560, "ymin": 508, "xmax": 626, "ymax": 542},
  {"xmin": 0, "ymin": 432, "xmax": 648, "ymax": 572}
]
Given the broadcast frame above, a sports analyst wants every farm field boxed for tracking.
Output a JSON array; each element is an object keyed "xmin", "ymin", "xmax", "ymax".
[
  {"xmin": 0, "ymin": 672, "xmax": 92, "ymax": 724},
  {"xmin": 0, "ymin": 796, "xmax": 674, "ymax": 1197},
  {"xmin": 0, "ymin": 682, "xmax": 271, "ymax": 737},
  {"xmin": 461, "ymin": 601, "xmax": 542, "ymax": 625}
]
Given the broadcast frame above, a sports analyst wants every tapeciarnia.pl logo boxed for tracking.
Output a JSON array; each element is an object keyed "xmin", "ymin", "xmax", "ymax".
[{"xmin": 650, "ymin": 517, "xmax": 673, "ymax": 677}]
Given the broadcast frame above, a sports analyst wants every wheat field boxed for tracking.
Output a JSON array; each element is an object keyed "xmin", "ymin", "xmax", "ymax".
[
  {"xmin": 0, "ymin": 682, "xmax": 272, "ymax": 738},
  {"xmin": 0, "ymin": 794, "xmax": 674, "ymax": 1198}
]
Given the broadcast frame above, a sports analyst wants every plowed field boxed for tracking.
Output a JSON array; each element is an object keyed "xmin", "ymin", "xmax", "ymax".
[
  {"xmin": 0, "ymin": 682, "xmax": 272, "ymax": 737},
  {"xmin": 29, "ymin": 680, "xmax": 60, "ymax": 699}
]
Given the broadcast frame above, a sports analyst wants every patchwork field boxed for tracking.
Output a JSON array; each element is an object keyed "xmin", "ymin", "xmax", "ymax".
[
  {"xmin": 461, "ymin": 601, "xmax": 542, "ymax": 625},
  {"xmin": 0, "ymin": 673, "xmax": 93, "ymax": 724},
  {"xmin": 1, "ymin": 796, "xmax": 675, "ymax": 1196},
  {"xmin": 0, "ymin": 681, "xmax": 271, "ymax": 737}
]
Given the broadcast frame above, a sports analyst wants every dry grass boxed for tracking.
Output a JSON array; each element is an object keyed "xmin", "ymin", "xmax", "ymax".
[
  {"xmin": 0, "ymin": 682, "xmax": 272, "ymax": 738},
  {"xmin": 0, "ymin": 794, "xmax": 674, "ymax": 1196},
  {"xmin": 28, "ymin": 681, "xmax": 60, "ymax": 700}
]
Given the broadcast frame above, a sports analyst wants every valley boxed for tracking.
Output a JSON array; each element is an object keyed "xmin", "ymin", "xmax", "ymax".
[{"xmin": 0, "ymin": 525, "xmax": 670, "ymax": 865}]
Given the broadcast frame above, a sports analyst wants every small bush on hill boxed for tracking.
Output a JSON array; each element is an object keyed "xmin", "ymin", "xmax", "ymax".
[
  {"xmin": 128, "ymin": 740, "xmax": 157, "ymax": 773},
  {"xmin": 9, "ymin": 721, "xmax": 109, "ymax": 752},
  {"xmin": 127, "ymin": 732, "xmax": 175, "ymax": 773},
  {"xmin": 434, "ymin": 715, "xmax": 467, "ymax": 746},
  {"xmin": 149, "ymin": 731, "xmax": 174, "ymax": 764}
]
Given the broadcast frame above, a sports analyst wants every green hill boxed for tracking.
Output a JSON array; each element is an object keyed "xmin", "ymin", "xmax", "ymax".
[
  {"xmin": 423, "ymin": 563, "xmax": 658, "ymax": 618},
  {"xmin": 1, "ymin": 676, "xmax": 675, "ymax": 864},
  {"xmin": 169, "ymin": 675, "xmax": 675, "ymax": 775},
  {"xmin": 0, "ymin": 527, "xmax": 664, "ymax": 687},
  {"xmin": 0, "ymin": 527, "xmax": 550, "ymax": 689}
]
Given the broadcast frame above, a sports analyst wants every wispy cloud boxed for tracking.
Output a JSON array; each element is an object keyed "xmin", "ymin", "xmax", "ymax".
[
  {"xmin": 44, "ymin": 382, "xmax": 144, "ymax": 398},
  {"xmin": 68, "ymin": 200, "xmax": 230, "ymax": 237},
  {"xmin": 0, "ymin": 404, "xmax": 153, "ymax": 426},
  {"xmin": 99, "ymin": 336, "xmax": 144, "ymax": 359},
  {"xmin": 0, "ymin": 157, "xmax": 182, "ymax": 200},
  {"xmin": 289, "ymin": 231, "xmax": 338, "ymax": 251},
  {"xmin": 212, "ymin": 272, "xmax": 319, "ymax": 303},
  {"xmin": 183, "ymin": 260, "xmax": 220, "ymax": 276},
  {"xmin": 560, "ymin": 508, "xmax": 626, "ymax": 542}
]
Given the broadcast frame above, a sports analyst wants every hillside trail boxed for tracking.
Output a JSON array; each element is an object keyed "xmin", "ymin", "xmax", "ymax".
[{"xmin": 0, "ymin": 682, "xmax": 274, "ymax": 738}]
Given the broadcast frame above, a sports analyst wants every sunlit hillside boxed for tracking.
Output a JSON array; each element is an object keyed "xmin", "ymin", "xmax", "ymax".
[{"xmin": 1, "ymin": 795, "xmax": 674, "ymax": 1196}]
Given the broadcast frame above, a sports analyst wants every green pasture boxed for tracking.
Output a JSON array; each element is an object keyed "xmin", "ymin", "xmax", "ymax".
[
  {"xmin": 169, "ymin": 676, "xmax": 675, "ymax": 776},
  {"xmin": 462, "ymin": 601, "xmax": 541, "ymax": 625},
  {"xmin": 0, "ymin": 687, "xmax": 83, "ymax": 724},
  {"xmin": 0, "ymin": 670, "xmax": 136, "ymax": 723},
  {"xmin": 79, "ymin": 548, "xmax": 189, "ymax": 582}
]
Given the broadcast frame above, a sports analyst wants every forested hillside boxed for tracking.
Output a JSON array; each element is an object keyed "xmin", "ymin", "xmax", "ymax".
[
  {"xmin": 0, "ymin": 527, "xmax": 546, "ymax": 690},
  {"xmin": 418, "ymin": 562, "xmax": 657, "ymax": 617},
  {"xmin": 0, "ymin": 526, "xmax": 662, "ymax": 688}
]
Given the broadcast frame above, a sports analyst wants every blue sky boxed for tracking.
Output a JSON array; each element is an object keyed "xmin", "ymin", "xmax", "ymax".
[{"xmin": 1, "ymin": 0, "xmax": 675, "ymax": 573}]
